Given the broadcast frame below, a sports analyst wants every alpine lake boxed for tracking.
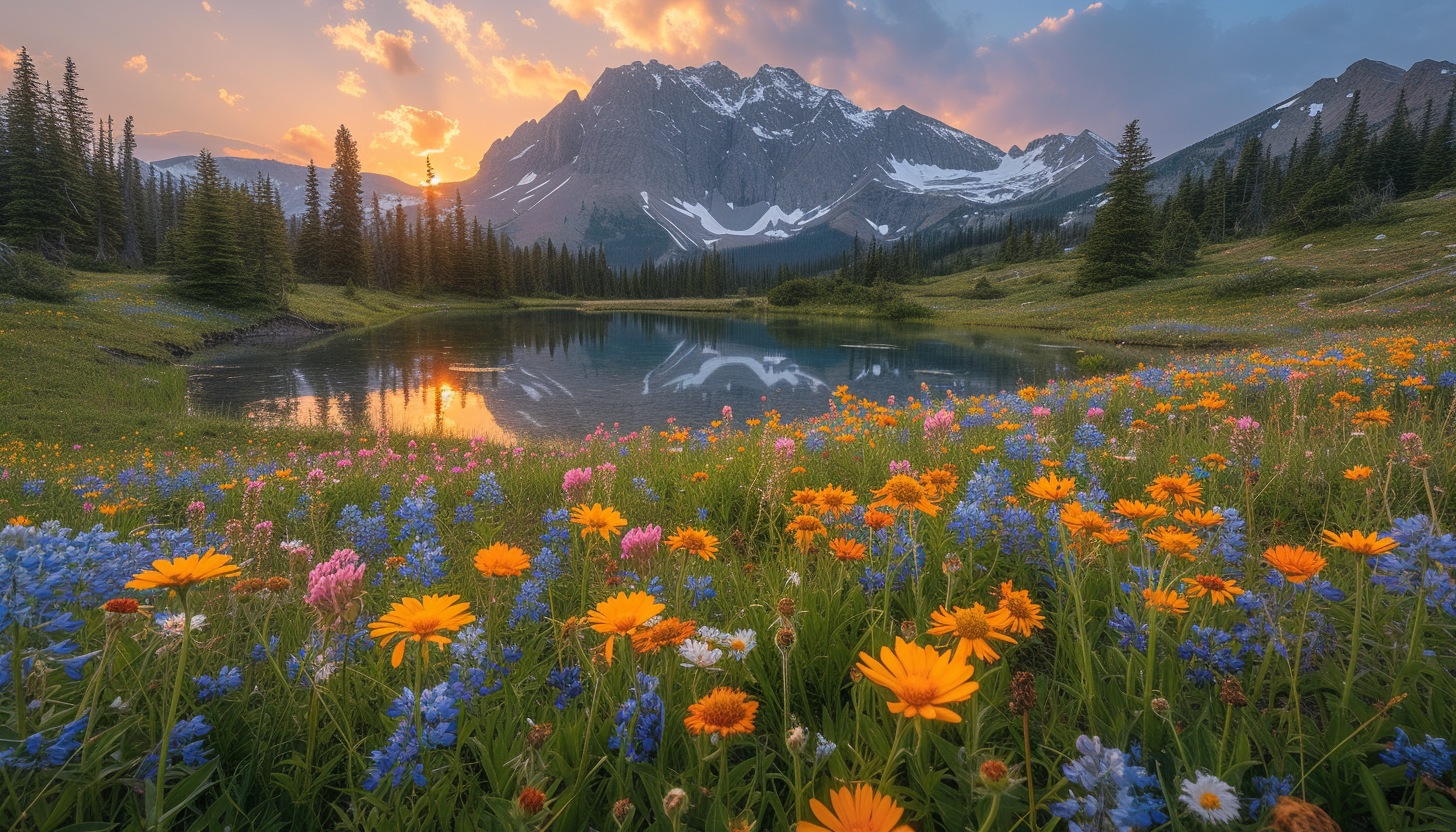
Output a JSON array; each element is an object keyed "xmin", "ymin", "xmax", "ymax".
[{"xmin": 186, "ymin": 308, "xmax": 1125, "ymax": 443}]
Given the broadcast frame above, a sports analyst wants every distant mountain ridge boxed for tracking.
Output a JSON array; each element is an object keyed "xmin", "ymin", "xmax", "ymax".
[
  {"xmin": 1149, "ymin": 58, "xmax": 1456, "ymax": 191},
  {"xmin": 457, "ymin": 60, "xmax": 1119, "ymax": 260},
  {"xmin": 141, "ymin": 154, "xmax": 422, "ymax": 218}
]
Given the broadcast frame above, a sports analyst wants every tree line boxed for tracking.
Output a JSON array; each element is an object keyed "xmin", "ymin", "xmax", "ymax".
[{"xmin": 1072, "ymin": 84, "xmax": 1456, "ymax": 295}]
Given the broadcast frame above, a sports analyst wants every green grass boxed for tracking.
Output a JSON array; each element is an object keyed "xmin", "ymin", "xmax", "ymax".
[
  {"xmin": 0, "ymin": 272, "xmax": 498, "ymax": 444},
  {"xmin": 903, "ymin": 193, "xmax": 1456, "ymax": 347}
]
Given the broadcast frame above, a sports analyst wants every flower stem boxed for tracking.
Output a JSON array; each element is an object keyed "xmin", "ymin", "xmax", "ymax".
[
  {"xmin": 10, "ymin": 622, "xmax": 24, "ymax": 738},
  {"xmin": 153, "ymin": 592, "xmax": 192, "ymax": 832}
]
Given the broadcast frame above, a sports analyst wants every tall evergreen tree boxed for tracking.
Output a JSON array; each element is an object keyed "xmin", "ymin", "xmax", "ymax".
[
  {"xmin": 2, "ymin": 49, "xmax": 72, "ymax": 250},
  {"xmin": 1070, "ymin": 120, "xmax": 1157, "ymax": 295},
  {"xmin": 1416, "ymin": 84, "xmax": 1456, "ymax": 189},
  {"xmin": 1375, "ymin": 89, "xmax": 1421, "ymax": 196},
  {"xmin": 321, "ymin": 125, "xmax": 365, "ymax": 285},
  {"xmin": 119, "ymin": 116, "xmax": 144, "ymax": 264},
  {"xmin": 172, "ymin": 150, "xmax": 253, "ymax": 306},
  {"xmin": 294, "ymin": 161, "xmax": 324, "ymax": 279}
]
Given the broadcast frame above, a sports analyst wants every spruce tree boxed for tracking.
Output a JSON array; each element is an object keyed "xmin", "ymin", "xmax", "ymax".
[
  {"xmin": 1070, "ymin": 120, "xmax": 1157, "ymax": 295},
  {"xmin": 91, "ymin": 117, "xmax": 126, "ymax": 260},
  {"xmin": 1416, "ymin": 84, "xmax": 1455, "ymax": 190},
  {"xmin": 321, "ymin": 125, "xmax": 365, "ymax": 285},
  {"xmin": 2, "ymin": 49, "xmax": 71, "ymax": 250},
  {"xmin": 295, "ymin": 161, "xmax": 324, "ymax": 280},
  {"xmin": 1157, "ymin": 207, "xmax": 1202, "ymax": 274},
  {"xmin": 1203, "ymin": 157, "xmax": 1229, "ymax": 242},
  {"xmin": 172, "ymin": 150, "xmax": 253, "ymax": 306},
  {"xmin": 1375, "ymin": 89, "xmax": 1421, "ymax": 196},
  {"xmin": 119, "ymin": 116, "xmax": 143, "ymax": 264}
]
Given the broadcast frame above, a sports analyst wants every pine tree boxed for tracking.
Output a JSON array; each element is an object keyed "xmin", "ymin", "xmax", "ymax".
[
  {"xmin": 1281, "ymin": 115, "xmax": 1325, "ymax": 210},
  {"xmin": 119, "ymin": 116, "xmax": 144, "ymax": 265},
  {"xmin": 1416, "ymin": 84, "xmax": 1456, "ymax": 190},
  {"xmin": 1070, "ymin": 120, "xmax": 1157, "ymax": 295},
  {"xmin": 91, "ymin": 116, "xmax": 126, "ymax": 261},
  {"xmin": 294, "ymin": 161, "xmax": 324, "ymax": 280},
  {"xmin": 2, "ymin": 49, "xmax": 72, "ymax": 250},
  {"xmin": 1202, "ymin": 157, "xmax": 1229, "ymax": 242},
  {"xmin": 172, "ymin": 150, "xmax": 254, "ymax": 306},
  {"xmin": 321, "ymin": 125, "xmax": 366, "ymax": 285},
  {"xmin": 1329, "ymin": 90, "xmax": 1370, "ymax": 182},
  {"xmin": 1157, "ymin": 207, "xmax": 1202, "ymax": 274},
  {"xmin": 1229, "ymin": 134, "xmax": 1267, "ymax": 235},
  {"xmin": 1374, "ymin": 89, "xmax": 1421, "ymax": 196}
]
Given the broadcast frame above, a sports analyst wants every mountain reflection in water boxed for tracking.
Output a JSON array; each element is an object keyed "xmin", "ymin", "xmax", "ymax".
[{"xmin": 187, "ymin": 309, "xmax": 1102, "ymax": 440}]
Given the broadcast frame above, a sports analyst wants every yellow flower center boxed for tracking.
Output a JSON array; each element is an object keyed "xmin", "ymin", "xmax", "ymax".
[
  {"xmin": 953, "ymin": 608, "xmax": 992, "ymax": 641},
  {"xmin": 1004, "ymin": 596, "xmax": 1032, "ymax": 619},
  {"xmin": 896, "ymin": 677, "xmax": 938, "ymax": 707},
  {"xmin": 699, "ymin": 698, "xmax": 749, "ymax": 730},
  {"xmin": 885, "ymin": 477, "xmax": 925, "ymax": 504},
  {"xmin": 408, "ymin": 615, "xmax": 442, "ymax": 636},
  {"xmin": 730, "ymin": 639, "xmax": 747, "ymax": 652},
  {"xmin": 1200, "ymin": 792, "xmax": 1222, "ymax": 810}
]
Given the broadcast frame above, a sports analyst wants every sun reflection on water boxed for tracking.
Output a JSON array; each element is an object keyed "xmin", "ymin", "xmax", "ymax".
[{"xmin": 246, "ymin": 378, "xmax": 514, "ymax": 444}]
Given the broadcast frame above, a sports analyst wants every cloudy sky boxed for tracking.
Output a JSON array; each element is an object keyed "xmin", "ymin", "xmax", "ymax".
[{"xmin": 4, "ymin": 0, "xmax": 1452, "ymax": 183}]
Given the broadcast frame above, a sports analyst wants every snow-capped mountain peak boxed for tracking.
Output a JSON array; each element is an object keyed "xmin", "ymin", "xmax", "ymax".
[{"xmin": 460, "ymin": 60, "xmax": 1119, "ymax": 262}]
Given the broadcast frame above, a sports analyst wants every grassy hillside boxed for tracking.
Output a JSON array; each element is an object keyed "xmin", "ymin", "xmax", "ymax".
[
  {"xmin": 0, "ymin": 272, "xmax": 481, "ymax": 443},
  {"xmin": 905, "ymin": 192, "xmax": 1456, "ymax": 347}
]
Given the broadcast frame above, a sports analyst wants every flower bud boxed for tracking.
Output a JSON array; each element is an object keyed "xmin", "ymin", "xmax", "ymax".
[
  {"xmin": 662, "ymin": 788, "xmax": 687, "ymax": 817},
  {"xmin": 786, "ymin": 726, "xmax": 807, "ymax": 753},
  {"xmin": 518, "ymin": 787, "xmax": 546, "ymax": 816},
  {"xmin": 611, "ymin": 798, "xmax": 633, "ymax": 826}
]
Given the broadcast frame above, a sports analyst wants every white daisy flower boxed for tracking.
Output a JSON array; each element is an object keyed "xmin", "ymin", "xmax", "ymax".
[
  {"xmin": 155, "ymin": 613, "xmax": 207, "ymax": 638},
  {"xmin": 678, "ymin": 639, "xmax": 723, "ymax": 670},
  {"xmin": 723, "ymin": 628, "xmax": 757, "ymax": 660},
  {"xmin": 1180, "ymin": 772, "xmax": 1240, "ymax": 825},
  {"xmin": 785, "ymin": 570, "xmax": 802, "ymax": 586}
]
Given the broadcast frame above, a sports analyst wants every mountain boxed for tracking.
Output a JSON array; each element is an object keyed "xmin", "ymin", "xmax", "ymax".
[
  {"xmin": 135, "ymin": 131, "xmax": 301, "ymax": 166},
  {"xmin": 1150, "ymin": 58, "xmax": 1456, "ymax": 191},
  {"xmin": 459, "ymin": 60, "xmax": 1118, "ymax": 262},
  {"xmin": 142, "ymin": 155, "xmax": 423, "ymax": 217}
]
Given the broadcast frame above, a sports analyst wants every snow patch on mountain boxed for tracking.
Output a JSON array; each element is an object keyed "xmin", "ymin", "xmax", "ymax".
[{"xmin": 1306, "ymin": 102, "xmax": 1324, "ymax": 117}]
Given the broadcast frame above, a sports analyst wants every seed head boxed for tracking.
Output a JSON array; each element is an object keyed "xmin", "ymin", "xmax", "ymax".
[
  {"xmin": 777, "ymin": 596, "xmax": 796, "ymax": 620},
  {"xmin": 1009, "ymin": 671, "xmax": 1038, "ymax": 716},
  {"xmin": 776, "ymin": 623, "xmax": 796, "ymax": 650},
  {"xmin": 526, "ymin": 722, "xmax": 554, "ymax": 749},
  {"xmin": 1219, "ymin": 678, "xmax": 1248, "ymax": 708}
]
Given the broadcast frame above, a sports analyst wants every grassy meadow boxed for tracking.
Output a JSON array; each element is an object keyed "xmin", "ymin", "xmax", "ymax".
[{"xmin": 1, "ymin": 217, "xmax": 1455, "ymax": 832}]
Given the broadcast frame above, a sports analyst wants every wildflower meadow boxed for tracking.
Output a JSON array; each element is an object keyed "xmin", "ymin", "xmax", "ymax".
[{"xmin": 2, "ymin": 334, "xmax": 1455, "ymax": 832}]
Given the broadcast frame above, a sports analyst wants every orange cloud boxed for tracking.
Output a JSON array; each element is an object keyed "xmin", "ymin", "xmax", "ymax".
[
  {"xmin": 490, "ymin": 55, "xmax": 589, "ymax": 99},
  {"xmin": 218, "ymin": 88, "xmax": 243, "ymax": 106},
  {"xmin": 372, "ymin": 105, "xmax": 461, "ymax": 156},
  {"xmin": 0, "ymin": 45, "xmax": 16, "ymax": 68},
  {"xmin": 337, "ymin": 70, "xmax": 366, "ymax": 97},
  {"xmin": 123, "ymin": 54, "xmax": 148, "ymax": 73},
  {"xmin": 1014, "ymin": 3, "xmax": 1103, "ymax": 43},
  {"xmin": 402, "ymin": 0, "xmax": 500, "ymax": 82},
  {"xmin": 279, "ymin": 124, "xmax": 331, "ymax": 162},
  {"xmin": 549, "ymin": 0, "xmax": 734, "ymax": 54},
  {"xmin": 321, "ymin": 19, "xmax": 422, "ymax": 75},
  {"xmin": 181, "ymin": 71, "xmax": 201, "ymax": 82},
  {"xmin": 221, "ymin": 147, "xmax": 274, "ymax": 160}
]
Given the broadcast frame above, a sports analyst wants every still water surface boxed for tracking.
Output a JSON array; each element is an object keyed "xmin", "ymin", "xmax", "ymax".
[{"xmin": 188, "ymin": 309, "xmax": 1099, "ymax": 442}]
